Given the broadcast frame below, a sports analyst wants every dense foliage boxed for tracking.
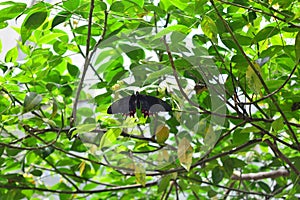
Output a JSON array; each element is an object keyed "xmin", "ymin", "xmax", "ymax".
[{"xmin": 0, "ymin": 0, "xmax": 299, "ymax": 199}]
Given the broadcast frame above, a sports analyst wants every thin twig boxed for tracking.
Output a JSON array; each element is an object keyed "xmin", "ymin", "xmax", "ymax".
[
  {"xmin": 181, "ymin": 175, "xmax": 273, "ymax": 197},
  {"xmin": 71, "ymin": 5, "xmax": 108, "ymax": 127},
  {"xmin": 0, "ymin": 181, "xmax": 158, "ymax": 194},
  {"xmin": 162, "ymin": 38, "xmax": 199, "ymax": 108},
  {"xmin": 71, "ymin": 0, "xmax": 95, "ymax": 126},
  {"xmin": 265, "ymin": 139, "xmax": 300, "ymax": 175}
]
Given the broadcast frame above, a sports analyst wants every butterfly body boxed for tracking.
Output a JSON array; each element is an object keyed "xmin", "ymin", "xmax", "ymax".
[{"xmin": 107, "ymin": 92, "xmax": 171, "ymax": 117}]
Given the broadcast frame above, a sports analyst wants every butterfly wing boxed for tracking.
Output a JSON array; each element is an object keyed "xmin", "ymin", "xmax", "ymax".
[
  {"xmin": 107, "ymin": 92, "xmax": 171, "ymax": 117},
  {"xmin": 107, "ymin": 94, "xmax": 137, "ymax": 116},
  {"xmin": 137, "ymin": 94, "xmax": 172, "ymax": 116}
]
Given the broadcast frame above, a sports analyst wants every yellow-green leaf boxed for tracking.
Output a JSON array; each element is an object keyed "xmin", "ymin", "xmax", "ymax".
[
  {"xmin": 246, "ymin": 63, "xmax": 263, "ymax": 94},
  {"xmin": 134, "ymin": 163, "xmax": 146, "ymax": 187},
  {"xmin": 178, "ymin": 137, "xmax": 193, "ymax": 171},
  {"xmin": 38, "ymin": 33, "xmax": 66, "ymax": 44},
  {"xmin": 5, "ymin": 46, "xmax": 18, "ymax": 63},
  {"xmin": 78, "ymin": 161, "xmax": 86, "ymax": 176},
  {"xmin": 156, "ymin": 125, "xmax": 169, "ymax": 144},
  {"xmin": 201, "ymin": 15, "xmax": 218, "ymax": 43},
  {"xmin": 99, "ymin": 128, "xmax": 122, "ymax": 149}
]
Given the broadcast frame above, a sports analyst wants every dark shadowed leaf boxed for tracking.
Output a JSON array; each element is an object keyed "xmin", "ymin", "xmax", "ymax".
[
  {"xmin": 21, "ymin": 11, "xmax": 48, "ymax": 43},
  {"xmin": 212, "ymin": 166, "xmax": 224, "ymax": 185}
]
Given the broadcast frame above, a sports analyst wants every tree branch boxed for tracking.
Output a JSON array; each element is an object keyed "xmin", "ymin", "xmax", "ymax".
[
  {"xmin": 0, "ymin": 181, "xmax": 158, "ymax": 194},
  {"xmin": 231, "ymin": 169, "xmax": 289, "ymax": 180}
]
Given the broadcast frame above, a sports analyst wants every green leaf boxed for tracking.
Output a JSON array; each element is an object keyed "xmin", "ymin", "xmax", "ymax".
[
  {"xmin": 258, "ymin": 181, "xmax": 271, "ymax": 193},
  {"xmin": 75, "ymin": 123, "xmax": 97, "ymax": 134},
  {"xmin": 60, "ymin": 85, "xmax": 73, "ymax": 97},
  {"xmin": 253, "ymin": 26, "xmax": 279, "ymax": 43},
  {"xmin": 53, "ymin": 40, "xmax": 68, "ymax": 55},
  {"xmin": 154, "ymin": 25, "xmax": 190, "ymax": 40},
  {"xmin": 36, "ymin": 147, "xmax": 54, "ymax": 159},
  {"xmin": 272, "ymin": 117, "xmax": 284, "ymax": 132},
  {"xmin": 67, "ymin": 63, "xmax": 80, "ymax": 77},
  {"xmin": 77, "ymin": 107, "xmax": 94, "ymax": 117},
  {"xmin": 30, "ymin": 169, "xmax": 43, "ymax": 176},
  {"xmin": 21, "ymin": 11, "xmax": 48, "ymax": 43},
  {"xmin": 63, "ymin": 0, "xmax": 80, "ymax": 12},
  {"xmin": 99, "ymin": 128, "xmax": 122, "ymax": 149},
  {"xmin": 232, "ymin": 130, "xmax": 249, "ymax": 145},
  {"xmin": 265, "ymin": 79, "xmax": 285, "ymax": 92},
  {"xmin": 158, "ymin": 175, "xmax": 171, "ymax": 193},
  {"xmin": 201, "ymin": 125, "xmax": 218, "ymax": 152},
  {"xmin": 246, "ymin": 63, "xmax": 263, "ymax": 94},
  {"xmin": 170, "ymin": 0, "xmax": 189, "ymax": 11},
  {"xmin": 222, "ymin": 158, "xmax": 234, "ymax": 176},
  {"xmin": 73, "ymin": 25, "xmax": 103, "ymax": 35},
  {"xmin": 0, "ymin": 1, "xmax": 27, "ymax": 23},
  {"xmin": 23, "ymin": 92, "xmax": 43, "ymax": 113},
  {"xmin": 70, "ymin": 138, "xmax": 88, "ymax": 152},
  {"xmin": 201, "ymin": 15, "xmax": 218, "ymax": 43},
  {"xmin": 5, "ymin": 46, "xmax": 18, "ymax": 63},
  {"xmin": 38, "ymin": 33, "xmax": 67, "ymax": 44},
  {"xmin": 212, "ymin": 166, "xmax": 224, "ymax": 185},
  {"xmin": 51, "ymin": 11, "xmax": 71, "ymax": 30}
]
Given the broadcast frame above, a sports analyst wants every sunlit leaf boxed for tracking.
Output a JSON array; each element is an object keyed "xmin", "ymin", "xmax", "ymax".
[
  {"xmin": 38, "ymin": 33, "xmax": 66, "ymax": 44},
  {"xmin": 201, "ymin": 15, "xmax": 218, "ymax": 43},
  {"xmin": 0, "ymin": 1, "xmax": 26, "ymax": 23},
  {"xmin": 79, "ymin": 161, "xmax": 86, "ymax": 176},
  {"xmin": 99, "ymin": 128, "xmax": 122, "ymax": 149},
  {"xmin": 5, "ymin": 46, "xmax": 18, "ymax": 63}
]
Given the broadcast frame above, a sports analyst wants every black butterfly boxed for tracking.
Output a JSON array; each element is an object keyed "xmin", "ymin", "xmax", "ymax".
[{"xmin": 107, "ymin": 92, "xmax": 172, "ymax": 117}]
